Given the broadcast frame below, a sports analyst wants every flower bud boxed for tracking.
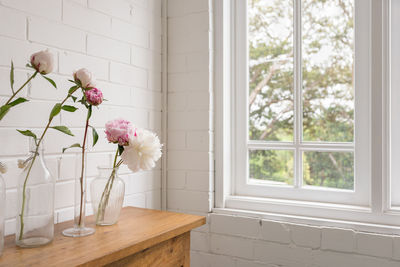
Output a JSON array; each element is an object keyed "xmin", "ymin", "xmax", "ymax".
[
  {"xmin": 30, "ymin": 50, "xmax": 55, "ymax": 74},
  {"xmin": 74, "ymin": 68, "xmax": 96, "ymax": 89},
  {"xmin": 85, "ymin": 88, "xmax": 103, "ymax": 106}
]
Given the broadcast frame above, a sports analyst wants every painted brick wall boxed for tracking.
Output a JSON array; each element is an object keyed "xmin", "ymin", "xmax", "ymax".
[
  {"xmin": 167, "ymin": 0, "xmax": 214, "ymax": 216},
  {"xmin": 166, "ymin": 0, "xmax": 400, "ymax": 266},
  {"xmin": 0, "ymin": 0, "xmax": 163, "ymax": 235}
]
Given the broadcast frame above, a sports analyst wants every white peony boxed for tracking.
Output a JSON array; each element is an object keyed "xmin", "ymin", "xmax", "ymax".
[
  {"xmin": 73, "ymin": 68, "xmax": 96, "ymax": 89},
  {"xmin": 121, "ymin": 128, "xmax": 162, "ymax": 172},
  {"xmin": 30, "ymin": 50, "xmax": 55, "ymax": 74},
  {"xmin": 0, "ymin": 162, "xmax": 7, "ymax": 174}
]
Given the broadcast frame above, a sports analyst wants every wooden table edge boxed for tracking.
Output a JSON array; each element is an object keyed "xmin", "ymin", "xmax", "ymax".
[{"xmin": 81, "ymin": 216, "xmax": 206, "ymax": 267}]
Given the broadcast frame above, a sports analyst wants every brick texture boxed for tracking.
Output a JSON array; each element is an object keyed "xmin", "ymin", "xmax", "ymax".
[
  {"xmin": 0, "ymin": 0, "xmax": 162, "ymax": 235},
  {"xmin": 165, "ymin": 1, "xmax": 400, "ymax": 267}
]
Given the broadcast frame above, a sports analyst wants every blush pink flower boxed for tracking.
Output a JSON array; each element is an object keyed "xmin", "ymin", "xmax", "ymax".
[
  {"xmin": 105, "ymin": 119, "xmax": 134, "ymax": 146},
  {"xmin": 74, "ymin": 68, "xmax": 96, "ymax": 89},
  {"xmin": 30, "ymin": 50, "xmax": 54, "ymax": 74},
  {"xmin": 85, "ymin": 88, "xmax": 103, "ymax": 106}
]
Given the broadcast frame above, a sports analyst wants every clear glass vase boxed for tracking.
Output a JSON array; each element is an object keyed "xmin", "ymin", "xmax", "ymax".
[
  {"xmin": 0, "ymin": 172, "xmax": 5, "ymax": 255},
  {"xmin": 16, "ymin": 138, "xmax": 54, "ymax": 247},
  {"xmin": 62, "ymin": 145, "xmax": 95, "ymax": 237},
  {"xmin": 91, "ymin": 167, "xmax": 125, "ymax": 226}
]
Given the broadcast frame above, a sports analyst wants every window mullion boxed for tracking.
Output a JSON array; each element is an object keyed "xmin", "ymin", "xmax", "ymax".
[{"xmin": 294, "ymin": 0, "xmax": 303, "ymax": 189}]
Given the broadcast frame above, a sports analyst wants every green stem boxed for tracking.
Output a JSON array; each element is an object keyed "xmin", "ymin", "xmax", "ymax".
[
  {"xmin": 96, "ymin": 149, "xmax": 119, "ymax": 223},
  {"xmin": 18, "ymin": 86, "xmax": 79, "ymax": 240},
  {"xmin": 77, "ymin": 111, "xmax": 90, "ymax": 227},
  {"xmin": 6, "ymin": 71, "xmax": 38, "ymax": 105}
]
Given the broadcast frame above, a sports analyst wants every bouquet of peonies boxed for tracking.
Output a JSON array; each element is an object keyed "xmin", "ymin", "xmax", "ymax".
[{"xmin": 95, "ymin": 119, "xmax": 162, "ymax": 223}]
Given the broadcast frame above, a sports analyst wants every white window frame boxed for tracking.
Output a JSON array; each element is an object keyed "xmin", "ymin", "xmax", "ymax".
[
  {"xmin": 214, "ymin": 0, "xmax": 400, "ymax": 233},
  {"xmin": 234, "ymin": 0, "xmax": 370, "ymax": 206}
]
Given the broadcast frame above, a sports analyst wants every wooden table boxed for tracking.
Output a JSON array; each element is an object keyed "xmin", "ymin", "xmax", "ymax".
[{"xmin": 0, "ymin": 207, "xmax": 205, "ymax": 266}]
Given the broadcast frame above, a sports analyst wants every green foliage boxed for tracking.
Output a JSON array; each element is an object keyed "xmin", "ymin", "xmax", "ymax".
[
  {"xmin": 49, "ymin": 103, "xmax": 62, "ymax": 120},
  {"xmin": 10, "ymin": 61, "xmax": 14, "ymax": 91},
  {"xmin": 118, "ymin": 145, "xmax": 124, "ymax": 156},
  {"xmin": 8, "ymin": 97, "xmax": 28, "ymax": 107},
  {"xmin": 61, "ymin": 105, "xmax": 78, "ymax": 112},
  {"xmin": 0, "ymin": 105, "xmax": 10, "ymax": 120},
  {"xmin": 17, "ymin": 130, "xmax": 37, "ymax": 141},
  {"xmin": 248, "ymin": 0, "xmax": 355, "ymax": 189},
  {"xmin": 50, "ymin": 126, "xmax": 74, "ymax": 136},
  {"xmin": 62, "ymin": 143, "xmax": 81, "ymax": 153},
  {"xmin": 87, "ymin": 105, "xmax": 92, "ymax": 120},
  {"xmin": 41, "ymin": 75, "xmax": 57, "ymax": 88},
  {"xmin": 90, "ymin": 125, "xmax": 99, "ymax": 147}
]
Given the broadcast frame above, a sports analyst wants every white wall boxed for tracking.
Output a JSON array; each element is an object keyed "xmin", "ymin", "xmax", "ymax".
[
  {"xmin": 0, "ymin": 0, "xmax": 163, "ymax": 235},
  {"xmin": 166, "ymin": 0, "xmax": 400, "ymax": 266},
  {"xmin": 2, "ymin": 0, "xmax": 400, "ymax": 266}
]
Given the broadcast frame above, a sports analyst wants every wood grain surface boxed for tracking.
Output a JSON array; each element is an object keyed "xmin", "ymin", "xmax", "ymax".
[{"xmin": 0, "ymin": 207, "xmax": 205, "ymax": 267}]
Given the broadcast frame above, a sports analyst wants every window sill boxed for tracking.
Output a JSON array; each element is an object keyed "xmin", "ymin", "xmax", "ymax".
[{"xmin": 213, "ymin": 195, "xmax": 400, "ymax": 235}]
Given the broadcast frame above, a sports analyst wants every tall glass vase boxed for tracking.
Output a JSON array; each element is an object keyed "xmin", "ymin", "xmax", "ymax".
[
  {"xmin": 91, "ymin": 167, "xmax": 125, "ymax": 225},
  {"xmin": 16, "ymin": 138, "xmax": 54, "ymax": 247},
  {"xmin": 0, "ymin": 172, "xmax": 5, "ymax": 255},
  {"xmin": 62, "ymin": 145, "xmax": 95, "ymax": 237}
]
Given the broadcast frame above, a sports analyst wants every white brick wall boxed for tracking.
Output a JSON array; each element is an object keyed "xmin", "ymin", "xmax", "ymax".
[
  {"xmin": 166, "ymin": 0, "xmax": 400, "ymax": 266},
  {"xmin": 2, "ymin": 0, "xmax": 400, "ymax": 266},
  {"xmin": 0, "ymin": 0, "xmax": 162, "ymax": 235}
]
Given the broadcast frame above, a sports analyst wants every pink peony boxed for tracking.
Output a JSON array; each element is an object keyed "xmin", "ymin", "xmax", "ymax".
[
  {"xmin": 105, "ymin": 119, "xmax": 134, "ymax": 146},
  {"xmin": 85, "ymin": 88, "xmax": 103, "ymax": 106}
]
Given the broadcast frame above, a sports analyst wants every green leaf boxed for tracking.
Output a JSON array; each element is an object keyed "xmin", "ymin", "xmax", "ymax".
[
  {"xmin": 49, "ymin": 103, "xmax": 62, "ymax": 120},
  {"xmin": 90, "ymin": 126, "xmax": 99, "ymax": 147},
  {"xmin": 87, "ymin": 105, "xmax": 92, "ymax": 120},
  {"xmin": 61, "ymin": 105, "xmax": 78, "ymax": 112},
  {"xmin": 42, "ymin": 75, "xmax": 57, "ymax": 88},
  {"xmin": 17, "ymin": 129, "xmax": 37, "ymax": 140},
  {"xmin": 10, "ymin": 61, "xmax": 14, "ymax": 91},
  {"xmin": 8, "ymin": 97, "xmax": 28, "ymax": 107},
  {"xmin": 71, "ymin": 96, "xmax": 77, "ymax": 102},
  {"xmin": 50, "ymin": 126, "xmax": 74, "ymax": 136},
  {"xmin": 68, "ymin": 85, "xmax": 78, "ymax": 94},
  {"xmin": 62, "ymin": 143, "xmax": 81, "ymax": 153},
  {"xmin": 118, "ymin": 145, "xmax": 124, "ymax": 156},
  {"xmin": 0, "ymin": 105, "xmax": 11, "ymax": 121}
]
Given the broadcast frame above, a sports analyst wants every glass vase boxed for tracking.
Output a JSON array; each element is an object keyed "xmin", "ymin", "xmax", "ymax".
[
  {"xmin": 62, "ymin": 145, "xmax": 95, "ymax": 237},
  {"xmin": 0, "ymin": 172, "xmax": 5, "ymax": 255},
  {"xmin": 91, "ymin": 167, "xmax": 125, "ymax": 226},
  {"xmin": 16, "ymin": 138, "xmax": 54, "ymax": 247}
]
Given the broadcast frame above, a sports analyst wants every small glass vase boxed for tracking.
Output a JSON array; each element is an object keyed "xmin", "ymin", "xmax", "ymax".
[
  {"xmin": 62, "ymin": 145, "xmax": 95, "ymax": 237},
  {"xmin": 0, "ymin": 172, "xmax": 5, "ymax": 255},
  {"xmin": 91, "ymin": 167, "xmax": 125, "ymax": 226},
  {"xmin": 16, "ymin": 138, "xmax": 54, "ymax": 247}
]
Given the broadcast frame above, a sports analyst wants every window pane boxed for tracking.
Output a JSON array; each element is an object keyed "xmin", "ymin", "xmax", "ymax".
[
  {"xmin": 248, "ymin": 0, "xmax": 294, "ymax": 141},
  {"xmin": 249, "ymin": 150, "xmax": 294, "ymax": 185},
  {"xmin": 303, "ymin": 151, "xmax": 354, "ymax": 190},
  {"xmin": 302, "ymin": 0, "xmax": 354, "ymax": 142}
]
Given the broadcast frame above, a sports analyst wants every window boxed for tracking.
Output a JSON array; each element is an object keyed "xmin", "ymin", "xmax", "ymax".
[
  {"xmin": 235, "ymin": 0, "xmax": 370, "ymax": 205},
  {"xmin": 215, "ymin": 0, "xmax": 400, "ymax": 231}
]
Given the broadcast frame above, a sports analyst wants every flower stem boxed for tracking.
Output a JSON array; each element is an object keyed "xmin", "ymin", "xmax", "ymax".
[
  {"xmin": 6, "ymin": 71, "xmax": 38, "ymax": 105},
  {"xmin": 78, "ymin": 111, "xmax": 90, "ymax": 226},
  {"xmin": 96, "ymin": 149, "xmax": 119, "ymax": 223},
  {"xmin": 18, "ymin": 86, "xmax": 79, "ymax": 240}
]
